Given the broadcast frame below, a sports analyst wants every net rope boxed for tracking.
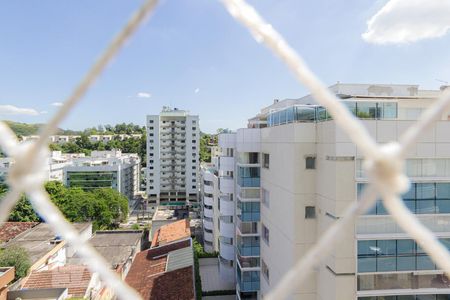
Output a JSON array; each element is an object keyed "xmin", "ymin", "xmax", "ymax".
[{"xmin": 1, "ymin": 0, "xmax": 449, "ymax": 299}]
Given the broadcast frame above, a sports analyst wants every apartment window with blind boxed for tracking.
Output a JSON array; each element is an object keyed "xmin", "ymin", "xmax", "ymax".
[
  {"xmin": 262, "ymin": 188, "xmax": 270, "ymax": 208},
  {"xmin": 262, "ymin": 259, "xmax": 270, "ymax": 283},
  {"xmin": 306, "ymin": 156, "xmax": 316, "ymax": 169},
  {"xmin": 262, "ymin": 224, "xmax": 270, "ymax": 245}
]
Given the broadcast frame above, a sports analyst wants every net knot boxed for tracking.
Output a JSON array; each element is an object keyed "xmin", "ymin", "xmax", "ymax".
[
  {"xmin": 364, "ymin": 142, "xmax": 410, "ymax": 197},
  {"xmin": 7, "ymin": 141, "xmax": 50, "ymax": 191}
]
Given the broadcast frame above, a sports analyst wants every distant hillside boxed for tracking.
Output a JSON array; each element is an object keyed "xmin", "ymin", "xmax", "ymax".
[
  {"xmin": 3, "ymin": 121, "xmax": 44, "ymax": 136},
  {"xmin": 2, "ymin": 121, "xmax": 78, "ymax": 137}
]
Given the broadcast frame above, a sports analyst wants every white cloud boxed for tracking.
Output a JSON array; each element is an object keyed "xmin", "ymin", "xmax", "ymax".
[
  {"xmin": 137, "ymin": 92, "xmax": 151, "ymax": 98},
  {"xmin": 0, "ymin": 105, "xmax": 39, "ymax": 116},
  {"xmin": 362, "ymin": 0, "xmax": 450, "ymax": 44},
  {"xmin": 194, "ymin": 88, "xmax": 200, "ymax": 94},
  {"xmin": 51, "ymin": 102, "xmax": 63, "ymax": 107}
]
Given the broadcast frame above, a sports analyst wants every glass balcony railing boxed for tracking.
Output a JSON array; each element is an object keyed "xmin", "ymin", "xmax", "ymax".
[
  {"xmin": 239, "ymin": 212, "xmax": 260, "ymax": 222},
  {"xmin": 237, "ymin": 269, "xmax": 260, "ymax": 292},
  {"xmin": 237, "ymin": 243, "xmax": 260, "ymax": 256},
  {"xmin": 238, "ymin": 255, "xmax": 260, "ymax": 268},
  {"xmin": 237, "ymin": 177, "xmax": 260, "ymax": 187},
  {"xmin": 237, "ymin": 221, "xmax": 259, "ymax": 234}
]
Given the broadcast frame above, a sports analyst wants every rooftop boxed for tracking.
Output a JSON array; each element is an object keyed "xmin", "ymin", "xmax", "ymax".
[
  {"xmin": 22, "ymin": 265, "xmax": 92, "ymax": 298},
  {"xmin": 126, "ymin": 239, "xmax": 194, "ymax": 300},
  {"xmin": 0, "ymin": 222, "xmax": 38, "ymax": 244},
  {"xmin": 3, "ymin": 223, "xmax": 91, "ymax": 265},
  {"xmin": 84, "ymin": 230, "xmax": 143, "ymax": 268},
  {"xmin": 152, "ymin": 207, "xmax": 189, "ymax": 222},
  {"xmin": 151, "ymin": 219, "xmax": 190, "ymax": 247}
]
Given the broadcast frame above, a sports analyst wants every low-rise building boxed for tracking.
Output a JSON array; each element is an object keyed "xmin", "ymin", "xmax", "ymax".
[
  {"xmin": 68, "ymin": 230, "xmax": 145, "ymax": 278},
  {"xmin": 126, "ymin": 221, "xmax": 195, "ymax": 300},
  {"xmin": 0, "ymin": 267, "xmax": 14, "ymax": 300},
  {"xmin": 63, "ymin": 150, "xmax": 140, "ymax": 202},
  {"xmin": 22, "ymin": 265, "xmax": 103, "ymax": 299}
]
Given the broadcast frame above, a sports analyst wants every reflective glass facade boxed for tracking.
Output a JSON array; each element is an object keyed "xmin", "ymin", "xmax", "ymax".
[
  {"xmin": 358, "ymin": 183, "xmax": 450, "ymax": 215},
  {"xmin": 358, "ymin": 239, "xmax": 450, "ymax": 273},
  {"xmin": 359, "ymin": 295, "xmax": 450, "ymax": 300}
]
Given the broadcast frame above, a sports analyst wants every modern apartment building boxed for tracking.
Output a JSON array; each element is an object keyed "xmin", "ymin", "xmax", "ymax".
[
  {"xmin": 146, "ymin": 107, "xmax": 200, "ymax": 207},
  {"xmin": 216, "ymin": 83, "xmax": 450, "ymax": 300},
  {"xmin": 63, "ymin": 150, "xmax": 140, "ymax": 202},
  {"xmin": 200, "ymin": 164, "xmax": 220, "ymax": 253}
]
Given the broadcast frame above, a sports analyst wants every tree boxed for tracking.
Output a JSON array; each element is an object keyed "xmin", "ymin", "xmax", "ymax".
[
  {"xmin": 0, "ymin": 246, "xmax": 31, "ymax": 281},
  {"xmin": 8, "ymin": 196, "xmax": 40, "ymax": 222}
]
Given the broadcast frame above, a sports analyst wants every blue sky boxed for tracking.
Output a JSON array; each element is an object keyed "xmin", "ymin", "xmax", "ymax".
[{"xmin": 1, "ymin": 0, "xmax": 450, "ymax": 133}]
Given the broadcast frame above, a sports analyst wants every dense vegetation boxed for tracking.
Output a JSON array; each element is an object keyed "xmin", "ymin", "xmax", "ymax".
[
  {"xmin": 2, "ymin": 182, "xmax": 129, "ymax": 231},
  {"xmin": 199, "ymin": 133, "xmax": 218, "ymax": 163},
  {"xmin": 0, "ymin": 246, "xmax": 31, "ymax": 281}
]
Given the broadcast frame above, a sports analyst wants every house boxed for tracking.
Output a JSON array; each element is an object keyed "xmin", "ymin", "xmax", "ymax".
[
  {"xmin": 68, "ymin": 230, "xmax": 144, "ymax": 278},
  {"xmin": 0, "ymin": 267, "xmax": 14, "ymax": 300},
  {"xmin": 126, "ymin": 221, "xmax": 195, "ymax": 300},
  {"xmin": 0, "ymin": 222, "xmax": 38, "ymax": 245},
  {"xmin": 22, "ymin": 265, "xmax": 102, "ymax": 299}
]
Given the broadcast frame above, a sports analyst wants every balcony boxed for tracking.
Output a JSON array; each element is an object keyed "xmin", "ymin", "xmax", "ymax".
[
  {"xmin": 204, "ymin": 205, "xmax": 214, "ymax": 218},
  {"xmin": 204, "ymin": 184, "xmax": 214, "ymax": 194},
  {"xmin": 237, "ymin": 269, "xmax": 260, "ymax": 292},
  {"xmin": 219, "ymin": 195, "xmax": 234, "ymax": 216},
  {"xmin": 357, "ymin": 214, "xmax": 450, "ymax": 237},
  {"xmin": 219, "ymin": 237, "xmax": 235, "ymax": 261},
  {"xmin": 237, "ymin": 220, "xmax": 259, "ymax": 235},
  {"xmin": 237, "ymin": 177, "xmax": 260, "ymax": 188},
  {"xmin": 219, "ymin": 218, "xmax": 235, "ymax": 238},
  {"xmin": 238, "ymin": 255, "xmax": 260, "ymax": 269},
  {"xmin": 203, "ymin": 217, "xmax": 213, "ymax": 230},
  {"xmin": 204, "ymin": 230, "xmax": 214, "ymax": 242},
  {"xmin": 203, "ymin": 194, "xmax": 214, "ymax": 206},
  {"xmin": 357, "ymin": 272, "xmax": 450, "ymax": 292},
  {"xmin": 237, "ymin": 240, "xmax": 260, "ymax": 257},
  {"xmin": 219, "ymin": 176, "xmax": 234, "ymax": 194},
  {"xmin": 219, "ymin": 156, "xmax": 234, "ymax": 172}
]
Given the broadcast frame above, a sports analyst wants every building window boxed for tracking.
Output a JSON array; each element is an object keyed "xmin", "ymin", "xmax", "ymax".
[
  {"xmin": 262, "ymin": 259, "xmax": 270, "ymax": 283},
  {"xmin": 192, "ymin": 159, "xmax": 196, "ymax": 163},
  {"xmin": 192, "ymin": 186, "xmax": 196, "ymax": 189},
  {"xmin": 149, "ymin": 160, "xmax": 154, "ymax": 163},
  {"xmin": 192, "ymin": 173, "xmax": 196, "ymax": 176},
  {"xmin": 149, "ymin": 133, "xmax": 154, "ymax": 137},
  {"xmin": 150, "ymin": 146, "xmax": 154, "ymax": 150},
  {"xmin": 305, "ymin": 156, "xmax": 316, "ymax": 169},
  {"xmin": 262, "ymin": 188, "xmax": 270, "ymax": 208},
  {"xmin": 305, "ymin": 206, "xmax": 316, "ymax": 219},
  {"xmin": 149, "ymin": 120, "xmax": 154, "ymax": 123},
  {"xmin": 149, "ymin": 126, "xmax": 153, "ymax": 130},
  {"xmin": 262, "ymin": 224, "xmax": 270, "ymax": 245},
  {"xmin": 192, "ymin": 140, "xmax": 196, "ymax": 143},
  {"xmin": 192, "ymin": 146, "xmax": 196, "ymax": 150},
  {"xmin": 263, "ymin": 153, "xmax": 270, "ymax": 169},
  {"xmin": 192, "ymin": 166, "xmax": 195, "ymax": 169},
  {"xmin": 149, "ymin": 139, "xmax": 154, "ymax": 143}
]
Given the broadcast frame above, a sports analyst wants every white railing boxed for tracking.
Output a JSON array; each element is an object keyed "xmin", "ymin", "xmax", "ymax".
[{"xmin": 1, "ymin": 0, "xmax": 450, "ymax": 299}]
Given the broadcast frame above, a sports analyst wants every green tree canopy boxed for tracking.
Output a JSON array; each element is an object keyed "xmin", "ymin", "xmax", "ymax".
[{"xmin": 0, "ymin": 246, "xmax": 31, "ymax": 281}]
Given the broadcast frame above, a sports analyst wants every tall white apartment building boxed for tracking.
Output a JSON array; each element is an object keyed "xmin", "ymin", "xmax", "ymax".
[
  {"xmin": 223, "ymin": 83, "xmax": 450, "ymax": 300},
  {"xmin": 146, "ymin": 107, "xmax": 200, "ymax": 206}
]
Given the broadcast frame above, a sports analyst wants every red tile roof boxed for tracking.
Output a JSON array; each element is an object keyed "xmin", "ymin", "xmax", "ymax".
[
  {"xmin": 126, "ymin": 240, "xmax": 194, "ymax": 300},
  {"xmin": 23, "ymin": 265, "xmax": 92, "ymax": 298},
  {"xmin": 0, "ymin": 222, "xmax": 38, "ymax": 243},
  {"xmin": 151, "ymin": 219, "xmax": 190, "ymax": 247}
]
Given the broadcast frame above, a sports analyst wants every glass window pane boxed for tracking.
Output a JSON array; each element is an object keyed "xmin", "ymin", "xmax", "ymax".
[
  {"xmin": 397, "ymin": 239, "xmax": 415, "ymax": 255},
  {"xmin": 381, "ymin": 102, "xmax": 398, "ymax": 119},
  {"xmin": 417, "ymin": 183, "xmax": 436, "ymax": 199},
  {"xmin": 417, "ymin": 255, "xmax": 435, "ymax": 270},
  {"xmin": 377, "ymin": 240, "xmax": 396, "ymax": 256},
  {"xmin": 437, "ymin": 183, "xmax": 450, "ymax": 199},
  {"xmin": 358, "ymin": 241, "xmax": 377, "ymax": 256},
  {"xmin": 397, "ymin": 256, "xmax": 415, "ymax": 271},
  {"xmin": 398, "ymin": 296, "xmax": 416, "ymax": 300},
  {"xmin": 417, "ymin": 295, "xmax": 437, "ymax": 300},
  {"xmin": 437, "ymin": 199, "xmax": 450, "ymax": 213},
  {"xmin": 356, "ymin": 102, "xmax": 377, "ymax": 119},
  {"xmin": 416, "ymin": 199, "xmax": 435, "ymax": 214},
  {"xmin": 358, "ymin": 257, "xmax": 376, "ymax": 272},
  {"xmin": 377, "ymin": 257, "xmax": 396, "ymax": 272},
  {"xmin": 441, "ymin": 238, "xmax": 450, "ymax": 251}
]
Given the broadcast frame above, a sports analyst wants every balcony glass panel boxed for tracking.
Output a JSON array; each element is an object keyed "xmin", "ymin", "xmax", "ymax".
[{"xmin": 358, "ymin": 273, "xmax": 450, "ymax": 291}]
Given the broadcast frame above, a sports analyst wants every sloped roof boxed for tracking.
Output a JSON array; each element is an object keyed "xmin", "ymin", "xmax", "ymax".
[
  {"xmin": 151, "ymin": 219, "xmax": 190, "ymax": 247},
  {"xmin": 22, "ymin": 265, "xmax": 92, "ymax": 298},
  {"xmin": 0, "ymin": 222, "xmax": 38, "ymax": 243},
  {"xmin": 126, "ymin": 239, "xmax": 194, "ymax": 300}
]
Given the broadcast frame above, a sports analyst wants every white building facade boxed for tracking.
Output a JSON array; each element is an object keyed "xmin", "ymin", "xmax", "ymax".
[
  {"xmin": 221, "ymin": 83, "xmax": 450, "ymax": 300},
  {"xmin": 63, "ymin": 150, "xmax": 140, "ymax": 202},
  {"xmin": 146, "ymin": 107, "xmax": 200, "ymax": 207}
]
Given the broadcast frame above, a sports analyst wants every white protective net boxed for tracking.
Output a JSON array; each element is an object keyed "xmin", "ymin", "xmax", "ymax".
[{"xmin": 1, "ymin": 0, "xmax": 450, "ymax": 299}]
